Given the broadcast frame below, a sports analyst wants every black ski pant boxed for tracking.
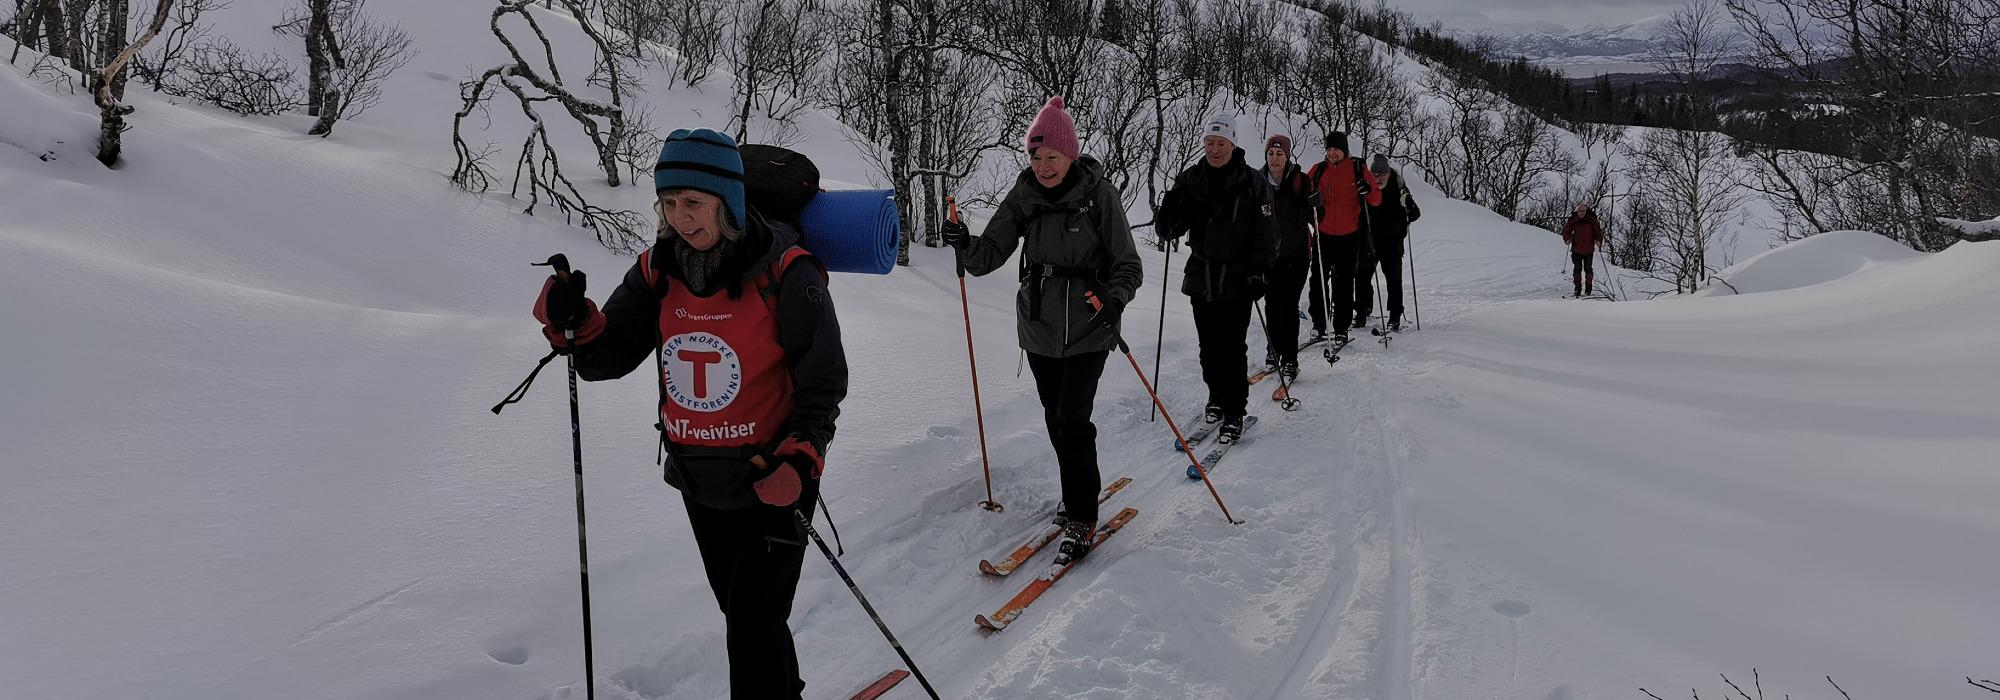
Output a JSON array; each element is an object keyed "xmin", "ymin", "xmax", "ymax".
[
  {"xmin": 1191, "ymin": 296, "xmax": 1255, "ymax": 418},
  {"xmin": 1308, "ymin": 234, "xmax": 1368, "ymax": 334},
  {"xmin": 1026, "ymin": 350, "xmax": 1108, "ymax": 525},
  {"xmin": 1263, "ymin": 255, "xmax": 1310, "ymax": 364},
  {"xmin": 685, "ymin": 481, "xmax": 820, "ymax": 700},
  {"xmin": 1353, "ymin": 247, "xmax": 1378, "ymax": 324},
  {"xmin": 1376, "ymin": 243, "xmax": 1405, "ymax": 320},
  {"xmin": 1572, "ymin": 252, "xmax": 1595, "ymax": 294}
]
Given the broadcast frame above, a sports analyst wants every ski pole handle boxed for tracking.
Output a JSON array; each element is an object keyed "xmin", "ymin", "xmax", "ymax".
[
  {"xmin": 534, "ymin": 253, "xmax": 573, "ymax": 282},
  {"xmin": 946, "ymin": 196, "xmax": 966, "ymax": 278}
]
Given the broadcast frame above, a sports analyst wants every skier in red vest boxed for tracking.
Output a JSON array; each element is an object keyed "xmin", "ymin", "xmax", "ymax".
[
  {"xmin": 1307, "ymin": 131, "xmax": 1382, "ymax": 342},
  {"xmin": 533, "ymin": 128, "xmax": 847, "ymax": 700}
]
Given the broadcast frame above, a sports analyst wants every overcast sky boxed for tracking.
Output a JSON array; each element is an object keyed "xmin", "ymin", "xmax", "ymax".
[{"xmin": 1407, "ymin": 1, "xmax": 1688, "ymax": 30}]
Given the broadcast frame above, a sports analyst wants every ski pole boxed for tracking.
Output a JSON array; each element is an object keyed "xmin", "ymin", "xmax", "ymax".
[
  {"xmin": 1150, "ymin": 236, "xmax": 1173, "ymax": 422},
  {"xmin": 510, "ymin": 253, "xmax": 597, "ymax": 700},
  {"xmin": 1407, "ymin": 231, "xmax": 1421, "ymax": 331},
  {"xmin": 946, "ymin": 197, "xmax": 1002, "ymax": 513},
  {"xmin": 794, "ymin": 511, "xmax": 942, "ymax": 700},
  {"xmin": 1253, "ymin": 300, "xmax": 1267, "ymax": 361},
  {"xmin": 1086, "ymin": 296, "xmax": 1244, "ymax": 525}
]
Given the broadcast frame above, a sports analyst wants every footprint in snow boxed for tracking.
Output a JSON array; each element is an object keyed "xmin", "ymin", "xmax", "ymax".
[{"xmin": 485, "ymin": 641, "xmax": 529, "ymax": 665}]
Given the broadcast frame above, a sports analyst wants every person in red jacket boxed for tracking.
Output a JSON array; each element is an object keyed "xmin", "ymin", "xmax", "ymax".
[
  {"xmin": 1561, "ymin": 204, "xmax": 1607, "ymax": 297},
  {"xmin": 1307, "ymin": 131, "xmax": 1382, "ymax": 342}
]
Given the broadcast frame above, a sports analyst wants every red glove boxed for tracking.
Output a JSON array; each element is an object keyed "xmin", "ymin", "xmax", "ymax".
[{"xmin": 752, "ymin": 437, "xmax": 823, "ymax": 507}]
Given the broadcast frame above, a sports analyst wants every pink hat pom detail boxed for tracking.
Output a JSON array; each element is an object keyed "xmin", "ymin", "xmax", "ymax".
[{"xmin": 1024, "ymin": 95, "xmax": 1082, "ymax": 161}]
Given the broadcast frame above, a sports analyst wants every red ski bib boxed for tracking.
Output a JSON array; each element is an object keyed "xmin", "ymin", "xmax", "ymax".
[{"xmin": 644, "ymin": 247, "xmax": 812, "ymax": 449}]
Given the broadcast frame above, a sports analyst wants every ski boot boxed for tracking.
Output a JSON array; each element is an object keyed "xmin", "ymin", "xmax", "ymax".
[
  {"xmin": 1264, "ymin": 350, "xmax": 1281, "ymax": 370},
  {"xmin": 1052, "ymin": 519, "xmax": 1095, "ymax": 566},
  {"xmin": 1279, "ymin": 360, "xmax": 1299, "ymax": 384},
  {"xmin": 1351, "ymin": 315, "xmax": 1368, "ymax": 330},
  {"xmin": 1217, "ymin": 415, "xmax": 1246, "ymax": 445},
  {"xmin": 1203, "ymin": 402, "xmax": 1224, "ymax": 425}
]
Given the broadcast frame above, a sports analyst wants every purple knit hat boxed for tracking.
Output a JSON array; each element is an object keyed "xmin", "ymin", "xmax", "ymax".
[
  {"xmin": 1024, "ymin": 96, "xmax": 1081, "ymax": 160},
  {"xmin": 1265, "ymin": 133, "xmax": 1294, "ymax": 156}
]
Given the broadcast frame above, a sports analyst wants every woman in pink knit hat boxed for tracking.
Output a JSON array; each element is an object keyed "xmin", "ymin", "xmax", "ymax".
[{"xmin": 941, "ymin": 96, "xmax": 1143, "ymax": 565}]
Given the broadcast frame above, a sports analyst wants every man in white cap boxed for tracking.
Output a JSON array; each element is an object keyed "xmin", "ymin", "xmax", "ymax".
[{"xmin": 1156, "ymin": 112, "xmax": 1278, "ymax": 444}]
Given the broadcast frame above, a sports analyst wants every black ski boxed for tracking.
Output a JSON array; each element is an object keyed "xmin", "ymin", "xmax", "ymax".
[{"xmin": 1176, "ymin": 418, "xmax": 1256, "ymax": 478}]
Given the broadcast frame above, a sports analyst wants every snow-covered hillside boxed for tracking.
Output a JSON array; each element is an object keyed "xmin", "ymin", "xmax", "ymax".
[{"xmin": 4, "ymin": 4, "xmax": 1998, "ymax": 700}]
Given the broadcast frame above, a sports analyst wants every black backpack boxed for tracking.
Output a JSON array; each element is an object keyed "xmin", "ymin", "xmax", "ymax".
[{"xmin": 738, "ymin": 144, "xmax": 822, "ymax": 234}]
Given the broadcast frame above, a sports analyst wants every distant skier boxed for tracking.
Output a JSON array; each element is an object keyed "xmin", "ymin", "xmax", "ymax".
[
  {"xmin": 532, "ymin": 128, "xmax": 848, "ymax": 700},
  {"xmin": 1365, "ymin": 154, "xmax": 1422, "ymax": 331},
  {"xmin": 942, "ymin": 96, "xmax": 1144, "ymax": 565},
  {"xmin": 1307, "ymin": 131, "xmax": 1382, "ymax": 341},
  {"xmin": 1562, "ymin": 203, "xmax": 1607, "ymax": 297},
  {"xmin": 1157, "ymin": 112, "xmax": 1279, "ymax": 444},
  {"xmin": 1258, "ymin": 133, "xmax": 1322, "ymax": 384}
]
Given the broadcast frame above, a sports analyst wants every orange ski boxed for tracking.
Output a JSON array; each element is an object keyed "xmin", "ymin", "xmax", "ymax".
[
  {"xmin": 974, "ymin": 507, "xmax": 1139, "ymax": 631},
  {"xmin": 848, "ymin": 669, "xmax": 909, "ymax": 700},
  {"xmin": 978, "ymin": 477, "xmax": 1132, "ymax": 576}
]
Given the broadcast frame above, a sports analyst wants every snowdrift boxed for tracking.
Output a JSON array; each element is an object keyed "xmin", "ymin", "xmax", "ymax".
[{"xmin": 1699, "ymin": 230, "xmax": 1923, "ymax": 296}]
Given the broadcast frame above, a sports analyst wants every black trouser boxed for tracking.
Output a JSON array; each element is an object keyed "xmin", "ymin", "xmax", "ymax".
[
  {"xmin": 1191, "ymin": 296, "xmax": 1255, "ymax": 417},
  {"xmin": 1353, "ymin": 247, "xmax": 1377, "ymax": 323},
  {"xmin": 685, "ymin": 482, "xmax": 820, "ymax": 700},
  {"xmin": 1377, "ymin": 246, "xmax": 1405, "ymax": 319},
  {"xmin": 1264, "ymin": 255, "xmax": 1310, "ymax": 363},
  {"xmin": 1572, "ymin": 252, "xmax": 1595, "ymax": 293},
  {"xmin": 1308, "ymin": 234, "xmax": 1367, "ymax": 333},
  {"xmin": 1026, "ymin": 350, "xmax": 1108, "ymax": 525}
]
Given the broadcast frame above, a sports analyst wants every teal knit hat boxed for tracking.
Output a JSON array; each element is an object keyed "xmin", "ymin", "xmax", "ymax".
[{"xmin": 655, "ymin": 128, "xmax": 746, "ymax": 227}]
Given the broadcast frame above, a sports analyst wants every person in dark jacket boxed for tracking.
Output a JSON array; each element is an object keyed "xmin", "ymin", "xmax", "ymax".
[
  {"xmin": 942, "ymin": 96, "xmax": 1144, "ymax": 564},
  {"xmin": 1365, "ymin": 154, "xmax": 1422, "ymax": 330},
  {"xmin": 1157, "ymin": 112, "xmax": 1279, "ymax": 443},
  {"xmin": 1562, "ymin": 204, "xmax": 1607, "ymax": 297},
  {"xmin": 1258, "ymin": 133, "xmax": 1322, "ymax": 383},
  {"xmin": 533, "ymin": 128, "xmax": 848, "ymax": 700},
  {"xmin": 1307, "ymin": 131, "xmax": 1382, "ymax": 341}
]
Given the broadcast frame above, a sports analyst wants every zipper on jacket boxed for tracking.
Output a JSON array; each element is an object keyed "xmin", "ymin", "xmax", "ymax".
[{"xmin": 1064, "ymin": 279, "xmax": 1072, "ymax": 348}]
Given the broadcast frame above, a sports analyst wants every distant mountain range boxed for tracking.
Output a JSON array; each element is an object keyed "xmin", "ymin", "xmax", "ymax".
[{"xmin": 1420, "ymin": 11, "xmax": 1678, "ymax": 70}]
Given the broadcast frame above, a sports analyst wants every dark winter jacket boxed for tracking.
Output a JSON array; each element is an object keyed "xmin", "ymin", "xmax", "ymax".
[
  {"xmin": 1159, "ymin": 148, "xmax": 1279, "ymax": 301},
  {"xmin": 570, "ymin": 216, "xmax": 848, "ymax": 508},
  {"xmin": 1562, "ymin": 212, "xmax": 1606, "ymax": 255},
  {"xmin": 960, "ymin": 156, "xmax": 1145, "ymax": 357},
  {"xmin": 1367, "ymin": 169, "xmax": 1423, "ymax": 256},
  {"xmin": 1264, "ymin": 162, "xmax": 1319, "ymax": 260}
]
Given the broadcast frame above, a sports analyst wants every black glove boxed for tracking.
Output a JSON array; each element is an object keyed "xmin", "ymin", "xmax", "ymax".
[
  {"xmin": 1304, "ymin": 188, "xmax": 1323, "ymax": 210},
  {"xmin": 1356, "ymin": 179, "xmax": 1370, "ymax": 198},
  {"xmin": 1245, "ymin": 273, "xmax": 1269, "ymax": 300},
  {"xmin": 537, "ymin": 270, "xmax": 590, "ymax": 330},
  {"xmin": 941, "ymin": 218, "xmax": 971, "ymax": 249},
  {"xmin": 1085, "ymin": 291, "xmax": 1125, "ymax": 329}
]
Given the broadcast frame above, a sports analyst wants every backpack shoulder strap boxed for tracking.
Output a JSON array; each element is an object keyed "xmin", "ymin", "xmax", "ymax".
[
  {"xmin": 754, "ymin": 245, "xmax": 820, "ymax": 314},
  {"xmin": 638, "ymin": 248, "xmax": 666, "ymax": 298}
]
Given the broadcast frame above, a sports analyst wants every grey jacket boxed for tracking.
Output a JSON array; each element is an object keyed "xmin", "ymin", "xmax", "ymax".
[{"xmin": 961, "ymin": 157, "xmax": 1145, "ymax": 357}]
